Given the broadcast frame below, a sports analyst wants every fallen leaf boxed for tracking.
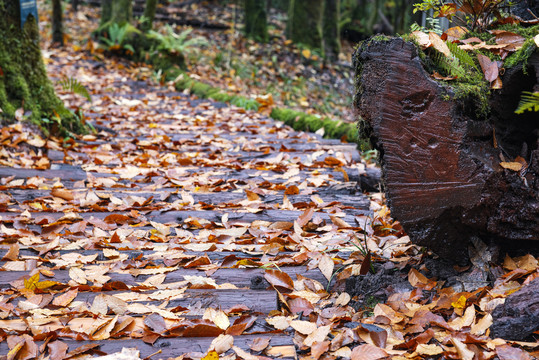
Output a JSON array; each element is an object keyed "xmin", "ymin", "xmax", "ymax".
[
  {"xmin": 290, "ymin": 320, "xmax": 318, "ymax": 335},
  {"xmin": 500, "ymin": 161, "xmax": 523, "ymax": 171},
  {"xmin": 264, "ymin": 269, "xmax": 294, "ymax": 292},
  {"xmin": 477, "ymin": 54, "xmax": 499, "ymax": 83},
  {"xmin": 210, "ymin": 334, "xmax": 234, "ymax": 354},
  {"xmin": 351, "ymin": 343, "xmax": 388, "ymax": 360},
  {"xmin": 52, "ymin": 289, "xmax": 78, "ymax": 307},
  {"xmin": 429, "ymin": 32, "xmax": 451, "ymax": 57}
]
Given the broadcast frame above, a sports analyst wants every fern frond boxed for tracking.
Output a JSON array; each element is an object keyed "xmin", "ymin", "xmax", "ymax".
[
  {"xmin": 58, "ymin": 77, "xmax": 92, "ymax": 102},
  {"xmin": 432, "ymin": 50, "xmax": 466, "ymax": 78},
  {"xmin": 447, "ymin": 41, "xmax": 478, "ymax": 70},
  {"xmin": 515, "ymin": 91, "xmax": 539, "ymax": 114}
]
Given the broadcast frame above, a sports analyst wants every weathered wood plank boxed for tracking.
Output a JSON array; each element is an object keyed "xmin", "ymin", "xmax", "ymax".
[
  {"xmin": 0, "ymin": 266, "xmax": 327, "ymax": 288},
  {"xmin": 0, "ymin": 335, "xmax": 295, "ymax": 359}
]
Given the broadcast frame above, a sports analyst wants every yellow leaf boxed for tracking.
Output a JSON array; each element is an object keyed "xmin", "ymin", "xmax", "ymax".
[
  {"xmin": 24, "ymin": 273, "xmax": 40, "ymax": 290},
  {"xmin": 301, "ymin": 48, "xmax": 311, "ymax": 59},
  {"xmin": 451, "ymin": 295, "xmax": 467, "ymax": 309},
  {"xmin": 500, "ymin": 162, "xmax": 523, "ymax": 171},
  {"xmin": 35, "ymin": 280, "xmax": 59, "ymax": 290},
  {"xmin": 535, "ymin": 34, "xmax": 539, "ymax": 47},
  {"xmin": 149, "ymin": 123, "xmax": 158, "ymax": 128},
  {"xmin": 201, "ymin": 351, "xmax": 219, "ymax": 360},
  {"xmin": 7, "ymin": 341, "xmax": 24, "ymax": 360}
]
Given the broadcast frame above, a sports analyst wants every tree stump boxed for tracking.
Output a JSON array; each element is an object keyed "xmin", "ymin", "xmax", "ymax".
[
  {"xmin": 353, "ymin": 37, "xmax": 539, "ymax": 263},
  {"xmin": 491, "ymin": 277, "xmax": 539, "ymax": 340}
]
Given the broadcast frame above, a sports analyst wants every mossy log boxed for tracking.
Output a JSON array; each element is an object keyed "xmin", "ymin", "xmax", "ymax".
[
  {"xmin": 354, "ymin": 37, "xmax": 539, "ymax": 263},
  {"xmin": 0, "ymin": 0, "xmax": 83, "ymax": 134}
]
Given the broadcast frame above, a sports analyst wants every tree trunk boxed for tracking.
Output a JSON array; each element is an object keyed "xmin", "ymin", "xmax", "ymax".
[
  {"xmin": 244, "ymin": 0, "xmax": 268, "ymax": 42},
  {"xmin": 141, "ymin": 0, "xmax": 158, "ymax": 32},
  {"xmin": 0, "ymin": 0, "xmax": 83, "ymax": 134},
  {"xmin": 101, "ymin": 0, "xmax": 132, "ymax": 26},
  {"xmin": 72, "ymin": 0, "xmax": 80, "ymax": 12},
  {"xmin": 353, "ymin": 37, "xmax": 539, "ymax": 264},
  {"xmin": 323, "ymin": 0, "xmax": 340, "ymax": 58},
  {"xmin": 52, "ymin": 0, "xmax": 64, "ymax": 45},
  {"xmin": 287, "ymin": 0, "xmax": 324, "ymax": 51}
]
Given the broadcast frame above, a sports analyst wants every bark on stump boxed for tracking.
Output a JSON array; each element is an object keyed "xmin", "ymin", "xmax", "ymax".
[
  {"xmin": 0, "ymin": 0, "xmax": 82, "ymax": 134},
  {"xmin": 491, "ymin": 277, "xmax": 539, "ymax": 340},
  {"xmin": 353, "ymin": 38, "xmax": 539, "ymax": 264}
]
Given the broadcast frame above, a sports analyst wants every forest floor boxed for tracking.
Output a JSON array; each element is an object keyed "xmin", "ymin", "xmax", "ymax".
[
  {"xmin": 60, "ymin": 1, "xmax": 358, "ymax": 125},
  {"xmin": 0, "ymin": 1, "xmax": 538, "ymax": 360}
]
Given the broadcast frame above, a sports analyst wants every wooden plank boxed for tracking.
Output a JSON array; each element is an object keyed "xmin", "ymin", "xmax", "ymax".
[
  {"xmin": 8, "ymin": 289, "xmax": 278, "ymax": 314},
  {"xmin": 0, "ymin": 167, "xmax": 86, "ymax": 181},
  {"xmin": 0, "ymin": 335, "xmax": 295, "ymax": 359},
  {"xmin": 0, "ymin": 209, "xmax": 368, "ymax": 226},
  {"xmin": 0, "ymin": 266, "xmax": 327, "ymax": 288},
  {"xmin": 3, "ymin": 189, "xmax": 370, "ymax": 208}
]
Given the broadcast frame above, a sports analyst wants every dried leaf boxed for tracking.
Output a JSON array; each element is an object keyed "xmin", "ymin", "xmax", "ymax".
[
  {"xmin": 318, "ymin": 255, "xmax": 334, "ymax": 281},
  {"xmin": 350, "ymin": 343, "xmax": 388, "ymax": 360},
  {"xmin": 250, "ymin": 337, "xmax": 270, "ymax": 352},
  {"xmin": 500, "ymin": 161, "xmax": 523, "ymax": 171},
  {"xmin": 290, "ymin": 320, "xmax": 318, "ymax": 335},
  {"xmin": 429, "ymin": 32, "xmax": 451, "ymax": 57},
  {"xmin": 210, "ymin": 334, "xmax": 234, "ymax": 354},
  {"xmin": 264, "ymin": 269, "xmax": 294, "ymax": 292},
  {"xmin": 144, "ymin": 313, "xmax": 167, "ymax": 334},
  {"xmin": 477, "ymin": 54, "xmax": 499, "ymax": 83},
  {"xmin": 47, "ymin": 341, "xmax": 68, "ymax": 360},
  {"xmin": 52, "ymin": 289, "xmax": 78, "ymax": 307}
]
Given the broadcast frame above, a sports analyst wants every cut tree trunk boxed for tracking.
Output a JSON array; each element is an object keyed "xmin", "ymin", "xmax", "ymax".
[
  {"xmin": 353, "ymin": 37, "xmax": 539, "ymax": 264},
  {"xmin": 0, "ymin": 0, "xmax": 83, "ymax": 134}
]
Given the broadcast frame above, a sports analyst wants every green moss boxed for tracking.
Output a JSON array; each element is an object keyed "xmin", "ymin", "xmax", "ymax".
[
  {"xmin": 504, "ymin": 38, "xmax": 536, "ymax": 71},
  {"xmin": 370, "ymin": 34, "xmax": 391, "ymax": 42},
  {"xmin": 0, "ymin": 1, "xmax": 84, "ymax": 134}
]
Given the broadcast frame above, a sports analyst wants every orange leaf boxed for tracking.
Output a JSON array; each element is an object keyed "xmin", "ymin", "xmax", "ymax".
[{"xmin": 264, "ymin": 269, "xmax": 294, "ymax": 292}]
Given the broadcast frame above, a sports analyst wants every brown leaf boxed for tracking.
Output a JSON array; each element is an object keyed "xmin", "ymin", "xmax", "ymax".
[
  {"xmin": 284, "ymin": 185, "xmax": 299, "ymax": 195},
  {"xmin": 103, "ymin": 214, "xmax": 130, "ymax": 225},
  {"xmin": 52, "ymin": 289, "xmax": 78, "ymax": 307},
  {"xmin": 65, "ymin": 344, "xmax": 100, "ymax": 358},
  {"xmin": 429, "ymin": 32, "xmax": 451, "ymax": 57},
  {"xmin": 144, "ymin": 313, "xmax": 167, "ymax": 334},
  {"xmin": 351, "ymin": 343, "xmax": 387, "ymax": 360},
  {"xmin": 2, "ymin": 243, "xmax": 19, "ymax": 261},
  {"xmin": 47, "ymin": 340, "xmax": 68, "ymax": 360},
  {"xmin": 491, "ymin": 30, "xmax": 526, "ymax": 46},
  {"xmin": 296, "ymin": 207, "xmax": 314, "ymax": 227},
  {"xmin": 264, "ymin": 269, "xmax": 294, "ymax": 292},
  {"xmin": 51, "ymin": 188, "xmax": 74, "ymax": 201},
  {"xmin": 359, "ymin": 252, "xmax": 371, "ymax": 276},
  {"xmin": 288, "ymin": 296, "xmax": 314, "ymax": 316},
  {"xmin": 496, "ymin": 345, "xmax": 531, "ymax": 360},
  {"xmin": 311, "ymin": 341, "xmax": 330, "ymax": 360},
  {"xmin": 250, "ymin": 337, "xmax": 270, "ymax": 352},
  {"xmin": 477, "ymin": 54, "xmax": 499, "ymax": 83}
]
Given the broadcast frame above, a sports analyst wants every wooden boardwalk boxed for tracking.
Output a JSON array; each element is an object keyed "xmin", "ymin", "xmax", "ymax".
[{"xmin": 0, "ymin": 55, "xmax": 376, "ymax": 358}]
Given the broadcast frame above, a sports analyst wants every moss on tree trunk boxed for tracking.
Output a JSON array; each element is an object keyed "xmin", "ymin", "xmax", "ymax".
[
  {"xmin": 0, "ymin": 0, "xmax": 84, "ymax": 134},
  {"xmin": 141, "ymin": 0, "xmax": 157, "ymax": 32},
  {"xmin": 287, "ymin": 0, "xmax": 324, "ymax": 51},
  {"xmin": 244, "ymin": 0, "xmax": 268, "ymax": 42},
  {"xmin": 323, "ymin": 0, "xmax": 340, "ymax": 58},
  {"xmin": 101, "ymin": 0, "xmax": 132, "ymax": 27}
]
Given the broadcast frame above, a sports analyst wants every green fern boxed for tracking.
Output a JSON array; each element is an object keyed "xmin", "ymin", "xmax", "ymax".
[
  {"xmin": 431, "ymin": 50, "xmax": 466, "ymax": 78},
  {"xmin": 446, "ymin": 41, "xmax": 478, "ymax": 71},
  {"xmin": 515, "ymin": 91, "xmax": 539, "ymax": 114},
  {"xmin": 57, "ymin": 77, "xmax": 92, "ymax": 102}
]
